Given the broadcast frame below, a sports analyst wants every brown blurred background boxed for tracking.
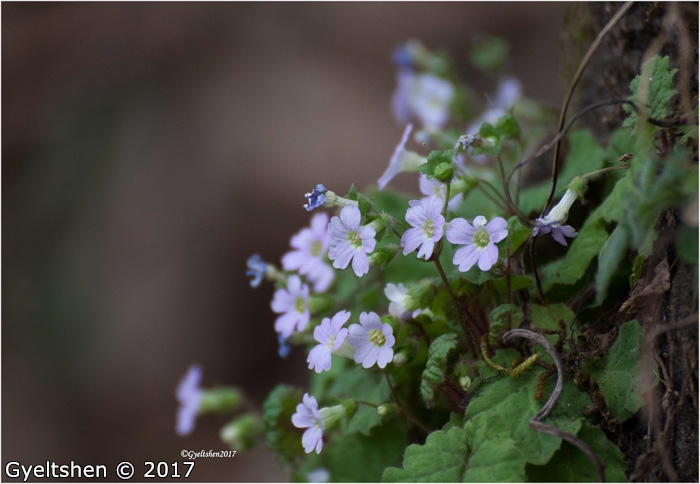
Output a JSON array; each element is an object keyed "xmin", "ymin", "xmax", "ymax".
[{"xmin": 3, "ymin": 3, "xmax": 567, "ymax": 481}]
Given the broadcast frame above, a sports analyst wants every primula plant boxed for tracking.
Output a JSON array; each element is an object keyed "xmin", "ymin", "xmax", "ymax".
[{"xmin": 176, "ymin": 8, "xmax": 698, "ymax": 482}]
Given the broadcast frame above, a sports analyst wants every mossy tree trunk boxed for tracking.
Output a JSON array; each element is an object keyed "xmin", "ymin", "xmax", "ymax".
[{"xmin": 563, "ymin": 3, "xmax": 698, "ymax": 481}]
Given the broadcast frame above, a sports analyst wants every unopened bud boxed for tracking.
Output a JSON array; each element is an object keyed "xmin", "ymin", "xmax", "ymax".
[
  {"xmin": 219, "ymin": 413, "xmax": 262, "ymax": 451},
  {"xmin": 377, "ymin": 403, "xmax": 398, "ymax": 417},
  {"xmin": 199, "ymin": 387, "xmax": 243, "ymax": 414},
  {"xmin": 392, "ymin": 351, "xmax": 409, "ymax": 367}
]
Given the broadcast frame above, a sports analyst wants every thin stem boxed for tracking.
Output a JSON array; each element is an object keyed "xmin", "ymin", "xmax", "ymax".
[
  {"xmin": 433, "ymin": 256, "xmax": 480, "ymax": 357},
  {"xmin": 443, "ymin": 181, "xmax": 451, "ymax": 220},
  {"xmin": 580, "ymin": 163, "xmax": 630, "ymax": 181},
  {"xmin": 546, "ymin": 1, "xmax": 634, "ymax": 215},
  {"xmin": 382, "ymin": 370, "xmax": 431, "ymax": 434},
  {"xmin": 479, "ymin": 178, "xmax": 508, "ymax": 203},
  {"xmin": 502, "ymin": 329, "xmax": 605, "ymax": 482},
  {"xmin": 476, "ymin": 184, "xmax": 508, "ymax": 213}
]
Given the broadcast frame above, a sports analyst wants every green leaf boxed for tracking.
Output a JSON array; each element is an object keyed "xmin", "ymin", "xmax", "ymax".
[
  {"xmin": 623, "ymin": 55, "xmax": 678, "ymax": 131},
  {"xmin": 382, "ymin": 426, "xmax": 470, "ymax": 482},
  {"xmin": 420, "ymin": 333, "xmax": 459, "ymax": 408},
  {"xmin": 496, "ymin": 111, "xmax": 522, "ymax": 139},
  {"xmin": 463, "ymin": 367, "xmax": 591, "ymax": 481},
  {"xmin": 541, "ymin": 214, "xmax": 608, "ymax": 292},
  {"xmin": 595, "ymin": 224, "xmax": 631, "ymax": 305},
  {"xmin": 526, "ymin": 424, "xmax": 628, "ymax": 482},
  {"xmin": 311, "ymin": 359, "xmax": 390, "ymax": 436},
  {"xmin": 487, "ymin": 304, "xmax": 523, "ymax": 346},
  {"xmin": 472, "ymin": 112, "xmax": 521, "ymax": 157},
  {"xmin": 419, "ymin": 150, "xmax": 455, "ymax": 183},
  {"xmin": 262, "ymin": 385, "xmax": 304, "ymax": 465},
  {"xmin": 345, "ymin": 184, "xmax": 373, "ymax": 217},
  {"xmin": 326, "ymin": 421, "xmax": 406, "ymax": 482},
  {"xmin": 504, "ymin": 215, "xmax": 532, "ymax": 253},
  {"xmin": 583, "ymin": 320, "xmax": 649, "ymax": 422}
]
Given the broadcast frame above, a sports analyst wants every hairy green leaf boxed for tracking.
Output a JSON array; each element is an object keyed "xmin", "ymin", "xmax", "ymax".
[
  {"xmin": 540, "ymin": 214, "xmax": 608, "ymax": 292},
  {"xmin": 463, "ymin": 354, "xmax": 593, "ymax": 481},
  {"xmin": 382, "ymin": 426, "xmax": 470, "ymax": 482},
  {"xmin": 623, "ymin": 55, "xmax": 678, "ymax": 131},
  {"xmin": 420, "ymin": 333, "xmax": 459, "ymax": 408},
  {"xmin": 583, "ymin": 320, "xmax": 648, "ymax": 422},
  {"xmin": 327, "ymin": 421, "xmax": 406, "ymax": 482},
  {"xmin": 262, "ymin": 385, "xmax": 304, "ymax": 465},
  {"xmin": 526, "ymin": 424, "xmax": 628, "ymax": 482},
  {"xmin": 595, "ymin": 224, "xmax": 631, "ymax": 305}
]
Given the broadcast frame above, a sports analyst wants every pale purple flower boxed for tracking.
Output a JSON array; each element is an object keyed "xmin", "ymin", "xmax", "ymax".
[
  {"xmin": 328, "ymin": 205, "xmax": 376, "ymax": 277},
  {"xmin": 305, "ymin": 263, "xmax": 334, "ymax": 294},
  {"xmin": 347, "ymin": 312, "xmax": 395, "ymax": 369},
  {"xmin": 307, "ymin": 310, "xmax": 351, "ymax": 373},
  {"xmin": 392, "ymin": 71, "xmax": 454, "ymax": 131},
  {"xmin": 401, "ymin": 197, "xmax": 445, "ymax": 260},
  {"xmin": 282, "ymin": 212, "xmax": 334, "ymax": 292},
  {"xmin": 292, "ymin": 393, "xmax": 324, "ymax": 454},
  {"xmin": 176, "ymin": 364, "xmax": 203, "ymax": 436},
  {"xmin": 461, "ymin": 76, "xmax": 522, "ymax": 166},
  {"xmin": 307, "ymin": 468, "xmax": 330, "ymax": 483},
  {"xmin": 418, "ymin": 174, "xmax": 463, "ymax": 212},
  {"xmin": 532, "ymin": 188, "xmax": 579, "ymax": 246},
  {"xmin": 304, "ymin": 184, "xmax": 327, "ymax": 212},
  {"xmin": 385, "ymin": 282, "xmax": 420, "ymax": 319},
  {"xmin": 532, "ymin": 222, "xmax": 579, "ymax": 246},
  {"xmin": 378, "ymin": 124, "xmax": 426, "ymax": 190},
  {"xmin": 271, "ymin": 275, "xmax": 310, "ymax": 338},
  {"xmin": 447, "ymin": 216, "xmax": 509, "ymax": 272},
  {"xmin": 468, "ymin": 76, "xmax": 522, "ymax": 132}
]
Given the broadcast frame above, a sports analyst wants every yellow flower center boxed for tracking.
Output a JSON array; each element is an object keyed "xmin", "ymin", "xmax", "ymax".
[
  {"xmin": 423, "ymin": 219, "xmax": 435, "ymax": 238},
  {"xmin": 369, "ymin": 329, "xmax": 385, "ymax": 347},
  {"xmin": 310, "ymin": 241, "xmax": 323, "ymax": 257},
  {"xmin": 295, "ymin": 297, "xmax": 306, "ymax": 313},
  {"xmin": 349, "ymin": 231, "xmax": 362, "ymax": 248},
  {"xmin": 473, "ymin": 227, "xmax": 490, "ymax": 249}
]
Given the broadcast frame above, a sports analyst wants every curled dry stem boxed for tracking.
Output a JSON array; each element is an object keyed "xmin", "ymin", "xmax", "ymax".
[{"xmin": 501, "ymin": 329, "xmax": 606, "ymax": 482}]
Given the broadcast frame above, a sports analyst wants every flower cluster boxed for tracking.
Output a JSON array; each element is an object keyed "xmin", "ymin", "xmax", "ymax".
[{"xmin": 180, "ymin": 38, "xmax": 606, "ymax": 480}]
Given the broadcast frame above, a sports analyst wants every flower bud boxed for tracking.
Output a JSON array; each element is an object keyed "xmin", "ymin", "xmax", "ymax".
[
  {"xmin": 219, "ymin": 413, "xmax": 262, "ymax": 451},
  {"xmin": 377, "ymin": 403, "xmax": 398, "ymax": 417},
  {"xmin": 199, "ymin": 387, "xmax": 243, "ymax": 414},
  {"xmin": 459, "ymin": 375, "xmax": 472, "ymax": 391},
  {"xmin": 392, "ymin": 350, "xmax": 409, "ymax": 367},
  {"xmin": 318, "ymin": 399, "xmax": 357, "ymax": 430}
]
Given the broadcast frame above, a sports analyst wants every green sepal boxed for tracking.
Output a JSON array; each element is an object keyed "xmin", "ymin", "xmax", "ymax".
[
  {"xmin": 346, "ymin": 184, "xmax": 373, "ymax": 217},
  {"xmin": 199, "ymin": 387, "xmax": 243, "ymax": 414},
  {"xmin": 472, "ymin": 111, "xmax": 521, "ymax": 157}
]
